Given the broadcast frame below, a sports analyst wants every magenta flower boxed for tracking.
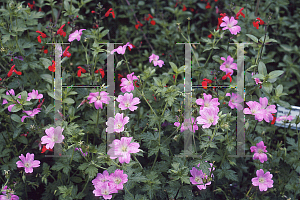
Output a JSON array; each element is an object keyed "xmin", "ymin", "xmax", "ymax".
[
  {"xmin": 106, "ymin": 113, "xmax": 129, "ymax": 133},
  {"xmin": 87, "ymin": 91, "xmax": 111, "ymax": 109},
  {"xmin": 190, "ymin": 166, "xmax": 211, "ymax": 190},
  {"xmin": 93, "ymin": 182, "xmax": 118, "ymax": 200},
  {"xmin": 41, "ymin": 126, "xmax": 65, "ymax": 149},
  {"xmin": 252, "ymin": 72, "xmax": 263, "ymax": 85},
  {"xmin": 0, "ymin": 185, "xmax": 19, "ymax": 200},
  {"xmin": 258, "ymin": 97, "xmax": 277, "ymax": 123},
  {"xmin": 120, "ymin": 72, "xmax": 139, "ymax": 93},
  {"xmin": 252, "ymin": 169, "xmax": 273, "ymax": 192},
  {"xmin": 196, "ymin": 107, "xmax": 219, "ymax": 129},
  {"xmin": 174, "ymin": 116, "xmax": 198, "ymax": 133},
  {"xmin": 243, "ymin": 101, "xmax": 265, "ymax": 121},
  {"xmin": 220, "ymin": 56, "xmax": 237, "ymax": 75},
  {"xmin": 110, "ymin": 42, "xmax": 133, "ymax": 55},
  {"xmin": 16, "ymin": 153, "xmax": 40, "ymax": 173},
  {"xmin": 92, "ymin": 170, "xmax": 111, "ymax": 188},
  {"xmin": 27, "ymin": 89, "xmax": 43, "ymax": 101},
  {"xmin": 107, "ymin": 137, "xmax": 140, "ymax": 164},
  {"xmin": 149, "ymin": 54, "xmax": 165, "ymax": 68},
  {"xmin": 75, "ymin": 148, "xmax": 88, "ymax": 157},
  {"xmin": 116, "ymin": 93, "xmax": 140, "ymax": 111},
  {"xmin": 196, "ymin": 93, "xmax": 220, "ymax": 112},
  {"xmin": 2, "ymin": 89, "xmax": 22, "ymax": 112},
  {"xmin": 108, "ymin": 169, "xmax": 128, "ymax": 190},
  {"xmin": 250, "ymin": 141, "xmax": 268, "ymax": 163},
  {"xmin": 68, "ymin": 29, "xmax": 86, "ymax": 42},
  {"xmin": 226, "ymin": 93, "xmax": 243, "ymax": 111},
  {"xmin": 276, "ymin": 115, "xmax": 293, "ymax": 122},
  {"xmin": 21, "ymin": 108, "xmax": 41, "ymax": 122},
  {"xmin": 220, "ymin": 16, "xmax": 241, "ymax": 35}
]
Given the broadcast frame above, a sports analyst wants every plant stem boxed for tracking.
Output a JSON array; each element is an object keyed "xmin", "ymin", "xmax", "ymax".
[
  {"xmin": 124, "ymin": 185, "xmax": 134, "ymax": 198},
  {"xmin": 134, "ymin": 86, "xmax": 157, "ymax": 117},
  {"xmin": 246, "ymin": 185, "xmax": 253, "ymax": 197},
  {"xmin": 123, "ymin": 54, "xmax": 131, "ymax": 73},
  {"xmin": 95, "ymin": 108, "xmax": 100, "ymax": 141},
  {"xmin": 132, "ymin": 154, "xmax": 143, "ymax": 170}
]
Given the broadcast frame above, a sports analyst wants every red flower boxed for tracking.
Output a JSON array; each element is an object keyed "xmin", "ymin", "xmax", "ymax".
[
  {"xmin": 205, "ymin": 2, "xmax": 211, "ymax": 9},
  {"xmin": 57, "ymin": 24, "xmax": 66, "ymax": 37},
  {"xmin": 174, "ymin": 2, "xmax": 178, "ymax": 8},
  {"xmin": 77, "ymin": 66, "xmax": 87, "ymax": 77},
  {"xmin": 91, "ymin": 10, "xmax": 95, "ymax": 13},
  {"xmin": 182, "ymin": 5, "xmax": 187, "ymax": 11},
  {"xmin": 150, "ymin": 20, "xmax": 156, "ymax": 25},
  {"xmin": 41, "ymin": 145, "xmax": 53, "ymax": 153},
  {"xmin": 190, "ymin": 8, "xmax": 194, "ymax": 12},
  {"xmin": 127, "ymin": 43, "xmax": 135, "ymax": 51},
  {"xmin": 36, "ymin": 30, "xmax": 47, "ymax": 43},
  {"xmin": 208, "ymin": 33, "xmax": 213, "ymax": 38},
  {"xmin": 222, "ymin": 73, "xmax": 232, "ymax": 82},
  {"xmin": 11, "ymin": 58, "xmax": 13, "ymax": 62},
  {"xmin": 235, "ymin": 7, "xmax": 245, "ymax": 19},
  {"xmin": 105, "ymin": 8, "xmax": 115, "ymax": 18},
  {"xmin": 253, "ymin": 18, "xmax": 265, "ymax": 29},
  {"xmin": 253, "ymin": 21, "xmax": 259, "ymax": 29},
  {"xmin": 118, "ymin": 74, "xmax": 124, "ymax": 81},
  {"xmin": 271, "ymin": 114, "xmax": 276, "ymax": 124},
  {"xmin": 44, "ymin": 49, "xmax": 48, "ymax": 54},
  {"xmin": 63, "ymin": 46, "xmax": 71, "ymax": 57},
  {"xmin": 93, "ymin": 25, "xmax": 99, "ymax": 29},
  {"xmin": 202, "ymin": 78, "xmax": 213, "ymax": 89},
  {"xmin": 28, "ymin": 3, "xmax": 34, "ymax": 9},
  {"xmin": 217, "ymin": 13, "xmax": 226, "ymax": 30},
  {"xmin": 148, "ymin": 14, "xmax": 154, "ymax": 19},
  {"xmin": 134, "ymin": 80, "xmax": 139, "ymax": 88},
  {"xmin": 21, "ymin": 133, "xmax": 28, "ymax": 137},
  {"xmin": 215, "ymin": 0, "xmax": 218, "ymax": 1},
  {"xmin": 173, "ymin": 75, "xmax": 175, "ymax": 80},
  {"xmin": 39, "ymin": 7, "xmax": 42, "ymax": 12},
  {"xmin": 152, "ymin": 94, "xmax": 157, "ymax": 101},
  {"xmin": 37, "ymin": 98, "xmax": 44, "ymax": 108},
  {"xmin": 7, "ymin": 65, "xmax": 22, "ymax": 77},
  {"xmin": 48, "ymin": 60, "xmax": 56, "ymax": 72},
  {"xmin": 135, "ymin": 24, "xmax": 139, "ymax": 30},
  {"xmin": 95, "ymin": 68, "xmax": 105, "ymax": 78}
]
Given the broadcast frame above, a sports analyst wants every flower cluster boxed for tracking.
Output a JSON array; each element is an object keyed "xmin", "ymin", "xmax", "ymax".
[
  {"xmin": 0, "ymin": 185, "xmax": 19, "ymax": 200},
  {"xmin": 250, "ymin": 141, "xmax": 268, "ymax": 163},
  {"xmin": 92, "ymin": 169, "xmax": 127, "ymax": 199},
  {"xmin": 226, "ymin": 93, "xmax": 244, "ymax": 111},
  {"xmin": 75, "ymin": 147, "xmax": 88, "ymax": 157},
  {"xmin": 220, "ymin": 55, "xmax": 237, "ymax": 75},
  {"xmin": 174, "ymin": 115, "xmax": 198, "ymax": 133},
  {"xmin": 190, "ymin": 161, "xmax": 215, "ymax": 191}
]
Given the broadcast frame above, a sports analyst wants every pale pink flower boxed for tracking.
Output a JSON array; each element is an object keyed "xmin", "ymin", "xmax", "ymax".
[
  {"xmin": 41, "ymin": 126, "xmax": 65, "ymax": 149},
  {"xmin": 258, "ymin": 97, "xmax": 277, "ymax": 123},
  {"xmin": 108, "ymin": 169, "xmax": 128, "ymax": 190},
  {"xmin": 174, "ymin": 116, "xmax": 198, "ymax": 133},
  {"xmin": 87, "ymin": 91, "xmax": 111, "ymax": 109},
  {"xmin": 92, "ymin": 170, "xmax": 111, "ymax": 189},
  {"xmin": 106, "ymin": 117, "xmax": 115, "ymax": 134},
  {"xmin": 149, "ymin": 54, "xmax": 165, "ymax": 68},
  {"xmin": 21, "ymin": 108, "xmax": 41, "ymax": 122},
  {"xmin": 93, "ymin": 182, "xmax": 118, "ymax": 200},
  {"xmin": 220, "ymin": 16, "xmax": 241, "ymax": 35},
  {"xmin": 243, "ymin": 101, "xmax": 265, "ymax": 121},
  {"xmin": 196, "ymin": 93, "xmax": 220, "ymax": 112},
  {"xmin": 68, "ymin": 29, "xmax": 86, "ymax": 42},
  {"xmin": 252, "ymin": 169, "xmax": 273, "ymax": 192},
  {"xmin": 252, "ymin": 72, "xmax": 263, "ymax": 85},
  {"xmin": 114, "ymin": 113, "xmax": 129, "ymax": 133},
  {"xmin": 16, "ymin": 153, "xmax": 40, "ymax": 173},
  {"xmin": 250, "ymin": 141, "xmax": 268, "ymax": 163},
  {"xmin": 27, "ymin": 89, "xmax": 43, "ymax": 101},
  {"xmin": 116, "ymin": 93, "xmax": 140, "ymax": 111},
  {"xmin": 196, "ymin": 107, "xmax": 219, "ymax": 129},
  {"xmin": 110, "ymin": 42, "xmax": 133, "ymax": 55},
  {"xmin": 2, "ymin": 89, "xmax": 22, "ymax": 112},
  {"xmin": 107, "ymin": 137, "xmax": 140, "ymax": 164},
  {"xmin": 220, "ymin": 56, "xmax": 237, "ymax": 75},
  {"xmin": 226, "ymin": 93, "xmax": 243, "ymax": 111},
  {"xmin": 190, "ymin": 166, "xmax": 211, "ymax": 190},
  {"xmin": 0, "ymin": 185, "xmax": 19, "ymax": 200},
  {"xmin": 120, "ymin": 72, "xmax": 139, "ymax": 93},
  {"xmin": 276, "ymin": 115, "xmax": 293, "ymax": 122}
]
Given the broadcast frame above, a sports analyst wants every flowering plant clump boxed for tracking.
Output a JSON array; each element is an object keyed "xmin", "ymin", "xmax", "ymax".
[{"xmin": 0, "ymin": 1, "xmax": 299, "ymax": 199}]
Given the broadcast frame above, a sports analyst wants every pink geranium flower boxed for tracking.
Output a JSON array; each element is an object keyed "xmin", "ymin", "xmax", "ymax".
[
  {"xmin": 114, "ymin": 113, "xmax": 129, "ymax": 133},
  {"xmin": 41, "ymin": 126, "xmax": 65, "ymax": 149},
  {"xmin": 116, "ymin": 93, "xmax": 140, "ymax": 111},
  {"xmin": 220, "ymin": 56, "xmax": 237, "ymax": 75},
  {"xmin": 243, "ymin": 101, "xmax": 265, "ymax": 121},
  {"xmin": 68, "ymin": 29, "xmax": 86, "ymax": 42},
  {"xmin": 110, "ymin": 42, "xmax": 133, "ymax": 55},
  {"xmin": 27, "ymin": 89, "xmax": 43, "ymax": 101},
  {"xmin": 196, "ymin": 107, "xmax": 219, "ymax": 129},
  {"xmin": 250, "ymin": 141, "xmax": 268, "ymax": 163},
  {"xmin": 21, "ymin": 108, "xmax": 41, "ymax": 122},
  {"xmin": 87, "ymin": 91, "xmax": 111, "ymax": 109},
  {"xmin": 108, "ymin": 169, "xmax": 128, "ymax": 190},
  {"xmin": 0, "ymin": 185, "xmax": 20, "ymax": 200},
  {"xmin": 92, "ymin": 170, "xmax": 111, "ymax": 188},
  {"xmin": 190, "ymin": 162, "xmax": 215, "ymax": 191},
  {"xmin": 196, "ymin": 93, "xmax": 220, "ymax": 112},
  {"xmin": 174, "ymin": 116, "xmax": 198, "ymax": 133},
  {"xmin": 149, "ymin": 54, "xmax": 165, "ymax": 68},
  {"xmin": 252, "ymin": 169, "xmax": 273, "ymax": 191},
  {"xmin": 226, "ymin": 93, "xmax": 243, "ymax": 111},
  {"xmin": 93, "ymin": 182, "xmax": 118, "ymax": 200},
  {"xmin": 258, "ymin": 97, "xmax": 277, "ymax": 123},
  {"xmin": 276, "ymin": 115, "xmax": 293, "ymax": 122},
  {"xmin": 120, "ymin": 72, "xmax": 139, "ymax": 93},
  {"xmin": 220, "ymin": 16, "xmax": 241, "ymax": 35},
  {"xmin": 2, "ymin": 89, "xmax": 22, "ymax": 112},
  {"xmin": 16, "ymin": 153, "xmax": 40, "ymax": 173},
  {"xmin": 107, "ymin": 137, "xmax": 140, "ymax": 164}
]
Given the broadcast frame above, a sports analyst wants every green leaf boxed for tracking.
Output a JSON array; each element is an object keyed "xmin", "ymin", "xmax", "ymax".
[
  {"xmin": 258, "ymin": 61, "xmax": 267, "ymax": 76},
  {"xmin": 2, "ymin": 35, "xmax": 10, "ymax": 44},
  {"xmin": 280, "ymin": 44, "xmax": 293, "ymax": 52},
  {"xmin": 78, "ymin": 162, "xmax": 89, "ymax": 171},
  {"xmin": 40, "ymin": 74, "xmax": 53, "ymax": 84},
  {"xmin": 85, "ymin": 165, "xmax": 98, "ymax": 179},
  {"xmin": 153, "ymin": 77, "xmax": 161, "ymax": 86},
  {"xmin": 40, "ymin": 58, "xmax": 52, "ymax": 69},
  {"xmin": 262, "ymin": 82, "xmax": 272, "ymax": 93},
  {"xmin": 70, "ymin": 176, "xmax": 82, "ymax": 183},
  {"xmin": 246, "ymin": 34, "xmax": 258, "ymax": 43},
  {"xmin": 13, "ymin": 128, "xmax": 22, "ymax": 139},
  {"xmin": 275, "ymin": 84, "xmax": 283, "ymax": 96},
  {"xmin": 63, "ymin": 98, "xmax": 75, "ymax": 104},
  {"xmin": 252, "ymin": 74, "xmax": 264, "ymax": 79},
  {"xmin": 45, "ymin": 104, "xmax": 54, "ymax": 114},
  {"xmin": 17, "ymin": 136, "xmax": 28, "ymax": 144},
  {"xmin": 19, "ymin": 91, "xmax": 28, "ymax": 103},
  {"xmin": 169, "ymin": 62, "xmax": 178, "ymax": 73},
  {"xmin": 10, "ymin": 104, "xmax": 22, "ymax": 112},
  {"xmin": 224, "ymin": 169, "xmax": 238, "ymax": 181},
  {"xmin": 11, "ymin": 114, "xmax": 22, "ymax": 123},
  {"xmin": 268, "ymin": 70, "xmax": 284, "ymax": 79}
]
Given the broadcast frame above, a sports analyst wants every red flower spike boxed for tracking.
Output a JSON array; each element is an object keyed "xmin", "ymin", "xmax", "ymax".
[
  {"xmin": 33, "ymin": 1, "xmax": 35, "ymax": 4},
  {"xmin": 257, "ymin": 17, "xmax": 265, "ymax": 25},
  {"xmin": 202, "ymin": 81, "xmax": 208, "ymax": 89},
  {"xmin": 37, "ymin": 98, "xmax": 44, "ymax": 108},
  {"xmin": 36, "ymin": 31, "xmax": 47, "ymax": 38},
  {"xmin": 235, "ymin": 8, "xmax": 245, "ymax": 20},
  {"xmin": 208, "ymin": 34, "xmax": 213, "ymax": 38},
  {"xmin": 11, "ymin": 58, "xmax": 13, "ymax": 62},
  {"xmin": 148, "ymin": 14, "xmax": 154, "ymax": 19},
  {"xmin": 190, "ymin": 8, "xmax": 194, "ymax": 12},
  {"xmin": 28, "ymin": 3, "xmax": 34, "ymax": 9},
  {"xmin": 135, "ymin": 24, "xmax": 139, "ymax": 30},
  {"xmin": 134, "ymin": 80, "xmax": 139, "ymax": 88},
  {"xmin": 182, "ymin": 5, "xmax": 187, "ymax": 11},
  {"xmin": 41, "ymin": 145, "xmax": 53, "ymax": 153},
  {"xmin": 127, "ymin": 43, "xmax": 135, "ymax": 51},
  {"xmin": 44, "ymin": 49, "xmax": 48, "ymax": 54},
  {"xmin": 118, "ymin": 74, "xmax": 124, "ymax": 81},
  {"xmin": 137, "ymin": 21, "xmax": 143, "ymax": 26},
  {"xmin": 7, "ymin": 65, "xmax": 21, "ymax": 77},
  {"xmin": 37, "ymin": 35, "xmax": 41, "ymax": 43},
  {"xmin": 95, "ymin": 68, "xmax": 105, "ymax": 78},
  {"xmin": 174, "ymin": 2, "xmax": 178, "ymax": 8},
  {"xmin": 253, "ymin": 21, "xmax": 259, "ymax": 29},
  {"xmin": 105, "ymin": 8, "xmax": 115, "ymax": 18},
  {"xmin": 150, "ymin": 20, "xmax": 156, "ymax": 25},
  {"xmin": 68, "ymin": 21, "xmax": 70, "ymax": 24},
  {"xmin": 91, "ymin": 10, "xmax": 95, "ymax": 13},
  {"xmin": 48, "ymin": 60, "xmax": 56, "ymax": 72},
  {"xmin": 215, "ymin": 0, "xmax": 218, "ymax": 1},
  {"xmin": 39, "ymin": 7, "xmax": 42, "ymax": 12},
  {"xmin": 222, "ymin": 73, "xmax": 232, "ymax": 82},
  {"xmin": 57, "ymin": 24, "xmax": 66, "ymax": 37},
  {"xmin": 173, "ymin": 75, "xmax": 175, "ymax": 80},
  {"xmin": 271, "ymin": 114, "xmax": 276, "ymax": 124},
  {"xmin": 205, "ymin": 2, "xmax": 211, "ymax": 9}
]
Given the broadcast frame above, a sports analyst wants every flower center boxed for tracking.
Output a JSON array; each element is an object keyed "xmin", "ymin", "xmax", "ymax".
[
  {"xmin": 258, "ymin": 149, "xmax": 263, "ymax": 154},
  {"xmin": 258, "ymin": 177, "xmax": 265, "ymax": 183},
  {"xmin": 116, "ymin": 123, "xmax": 122, "ymax": 129},
  {"xmin": 127, "ymin": 81, "xmax": 132, "ymax": 85},
  {"xmin": 103, "ymin": 189, "xmax": 109, "ymax": 195},
  {"xmin": 53, "ymin": 135, "xmax": 58, "ymax": 141},
  {"xmin": 228, "ymin": 24, "xmax": 232, "ymax": 28},
  {"xmin": 204, "ymin": 103, "xmax": 209, "ymax": 107},
  {"xmin": 121, "ymin": 145, "xmax": 127, "ymax": 152},
  {"xmin": 195, "ymin": 177, "xmax": 201, "ymax": 183},
  {"xmin": 125, "ymin": 102, "xmax": 130, "ymax": 107},
  {"xmin": 225, "ymin": 64, "xmax": 230, "ymax": 68},
  {"xmin": 208, "ymin": 118, "xmax": 214, "ymax": 124},
  {"xmin": 115, "ymin": 178, "xmax": 122, "ymax": 184},
  {"xmin": 96, "ymin": 96, "xmax": 101, "ymax": 101},
  {"xmin": 25, "ymin": 163, "xmax": 30, "ymax": 168}
]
